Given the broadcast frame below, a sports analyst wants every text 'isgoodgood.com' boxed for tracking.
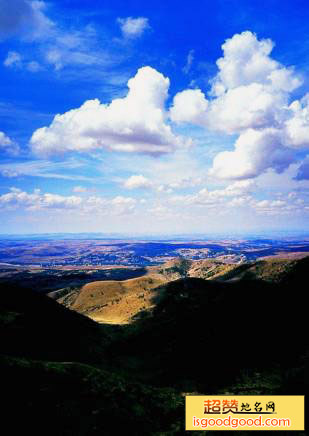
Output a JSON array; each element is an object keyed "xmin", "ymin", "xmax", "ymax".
[{"xmin": 192, "ymin": 415, "xmax": 291, "ymax": 429}]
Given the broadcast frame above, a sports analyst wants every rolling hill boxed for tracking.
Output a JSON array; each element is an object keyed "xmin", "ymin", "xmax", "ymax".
[
  {"xmin": 1, "ymin": 256, "xmax": 308, "ymax": 434},
  {"xmin": 51, "ymin": 256, "xmax": 309, "ymax": 324},
  {"xmin": 54, "ymin": 273, "xmax": 168, "ymax": 324}
]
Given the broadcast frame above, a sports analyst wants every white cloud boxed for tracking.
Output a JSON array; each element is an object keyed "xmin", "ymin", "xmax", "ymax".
[
  {"xmin": 161, "ymin": 176, "xmax": 204, "ymax": 192},
  {"xmin": 3, "ymin": 51, "xmax": 22, "ymax": 68},
  {"xmin": 227, "ymin": 196, "xmax": 249, "ymax": 207},
  {"xmin": 1, "ymin": 2, "xmax": 114, "ymax": 74},
  {"xmin": 25, "ymin": 0, "xmax": 55, "ymax": 41},
  {"xmin": 124, "ymin": 175, "xmax": 152, "ymax": 189},
  {"xmin": 0, "ymin": 187, "xmax": 137, "ymax": 215},
  {"xmin": 170, "ymin": 179, "xmax": 256, "ymax": 207},
  {"xmin": 210, "ymin": 128, "xmax": 294, "ymax": 179},
  {"xmin": 0, "ymin": 187, "xmax": 82, "ymax": 210},
  {"xmin": 26, "ymin": 60, "xmax": 41, "ymax": 72},
  {"xmin": 295, "ymin": 157, "xmax": 309, "ymax": 180},
  {"xmin": 111, "ymin": 196, "xmax": 136, "ymax": 214},
  {"xmin": 72, "ymin": 186, "xmax": 88, "ymax": 193},
  {"xmin": 169, "ymin": 31, "xmax": 305, "ymax": 180},
  {"xmin": 170, "ymin": 31, "xmax": 302, "ymax": 135},
  {"xmin": 0, "ymin": 158, "xmax": 96, "ymax": 182},
  {"xmin": 4, "ymin": 51, "xmax": 42, "ymax": 72},
  {"xmin": 183, "ymin": 49, "xmax": 194, "ymax": 74},
  {"xmin": 284, "ymin": 95, "xmax": 309, "ymax": 148},
  {"xmin": 216, "ymin": 179, "xmax": 256, "ymax": 196},
  {"xmin": 157, "ymin": 185, "xmax": 173, "ymax": 194},
  {"xmin": 30, "ymin": 66, "xmax": 191, "ymax": 156},
  {"xmin": 168, "ymin": 177, "xmax": 309, "ymax": 218},
  {"xmin": 206, "ymin": 83, "xmax": 286, "ymax": 134},
  {"xmin": 44, "ymin": 26, "xmax": 107, "ymax": 71},
  {"xmin": 148, "ymin": 204, "xmax": 170, "ymax": 218},
  {"xmin": 251, "ymin": 198, "xmax": 297, "ymax": 215},
  {"xmin": 210, "ymin": 30, "xmax": 301, "ymax": 95},
  {"xmin": 117, "ymin": 17, "xmax": 149, "ymax": 38},
  {"xmin": 0, "ymin": 0, "xmax": 54, "ymax": 40},
  {"xmin": 0, "ymin": 131, "xmax": 20, "ymax": 155},
  {"xmin": 0, "ymin": 169, "xmax": 19, "ymax": 178},
  {"xmin": 170, "ymin": 89, "xmax": 208, "ymax": 125}
]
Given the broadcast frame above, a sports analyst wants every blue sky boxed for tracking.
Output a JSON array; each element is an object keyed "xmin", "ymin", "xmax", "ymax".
[{"xmin": 1, "ymin": 0, "xmax": 309, "ymax": 235}]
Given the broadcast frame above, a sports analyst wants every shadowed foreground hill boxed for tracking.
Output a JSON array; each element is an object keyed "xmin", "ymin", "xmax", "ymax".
[
  {"xmin": 1, "ymin": 259, "xmax": 308, "ymax": 435},
  {"xmin": 0, "ymin": 282, "xmax": 109, "ymax": 363},
  {"xmin": 0, "ymin": 283, "xmax": 183, "ymax": 435},
  {"xmin": 109, "ymin": 276, "xmax": 309, "ymax": 394},
  {"xmin": 0, "ymin": 355, "xmax": 183, "ymax": 435}
]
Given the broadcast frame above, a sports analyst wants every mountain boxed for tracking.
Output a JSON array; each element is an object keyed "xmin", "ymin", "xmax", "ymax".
[
  {"xmin": 107, "ymin": 275, "xmax": 308, "ymax": 392},
  {"xmin": 52, "ymin": 256, "xmax": 309, "ymax": 323},
  {"xmin": 0, "ymin": 282, "xmax": 184, "ymax": 435},
  {"xmin": 52, "ymin": 273, "xmax": 168, "ymax": 324},
  {"xmin": 0, "ymin": 281, "xmax": 109, "ymax": 363},
  {"xmin": 1, "ymin": 256, "xmax": 308, "ymax": 434}
]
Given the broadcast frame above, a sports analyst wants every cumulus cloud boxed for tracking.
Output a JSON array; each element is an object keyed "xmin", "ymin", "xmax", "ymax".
[
  {"xmin": 117, "ymin": 17, "xmax": 149, "ymax": 38},
  {"xmin": 0, "ymin": 187, "xmax": 137, "ymax": 215},
  {"xmin": 0, "ymin": 187, "xmax": 81, "ymax": 210},
  {"xmin": 210, "ymin": 128, "xmax": 294, "ymax": 179},
  {"xmin": 30, "ymin": 66, "xmax": 191, "ymax": 156},
  {"xmin": 169, "ymin": 177, "xmax": 309, "ymax": 218},
  {"xmin": 171, "ymin": 179, "xmax": 256, "ymax": 207},
  {"xmin": 284, "ymin": 95, "xmax": 309, "ymax": 148},
  {"xmin": 170, "ymin": 89, "xmax": 208, "ymax": 125},
  {"xmin": 0, "ymin": 131, "xmax": 20, "ymax": 155},
  {"xmin": 210, "ymin": 31, "xmax": 301, "ymax": 95},
  {"xmin": 206, "ymin": 83, "xmax": 286, "ymax": 134},
  {"xmin": 157, "ymin": 176, "xmax": 204, "ymax": 193},
  {"xmin": 250, "ymin": 198, "xmax": 298, "ymax": 215},
  {"xmin": 124, "ymin": 174, "xmax": 203, "ymax": 193},
  {"xmin": 124, "ymin": 175, "xmax": 152, "ymax": 189},
  {"xmin": 170, "ymin": 31, "xmax": 301, "ymax": 133},
  {"xmin": 110, "ymin": 195, "xmax": 136, "ymax": 214},
  {"xmin": 169, "ymin": 31, "xmax": 306, "ymax": 180}
]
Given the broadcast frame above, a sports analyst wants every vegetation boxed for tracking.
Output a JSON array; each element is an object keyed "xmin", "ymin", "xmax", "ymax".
[{"xmin": 1, "ymin": 256, "xmax": 308, "ymax": 434}]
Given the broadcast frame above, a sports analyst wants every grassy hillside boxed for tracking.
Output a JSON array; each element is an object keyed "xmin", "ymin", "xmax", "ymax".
[
  {"xmin": 58, "ymin": 274, "xmax": 167, "ymax": 324},
  {"xmin": 1, "ymin": 355, "xmax": 183, "ymax": 435},
  {"xmin": 1, "ymin": 257, "xmax": 308, "ymax": 434},
  {"xmin": 108, "ymin": 275, "xmax": 308, "ymax": 393},
  {"xmin": 54, "ymin": 257, "xmax": 309, "ymax": 324},
  {"xmin": 217, "ymin": 257, "xmax": 308, "ymax": 283},
  {"xmin": 0, "ymin": 282, "xmax": 184, "ymax": 434},
  {"xmin": 53, "ymin": 258, "xmax": 237, "ymax": 323},
  {"xmin": 0, "ymin": 281, "xmax": 112, "ymax": 363}
]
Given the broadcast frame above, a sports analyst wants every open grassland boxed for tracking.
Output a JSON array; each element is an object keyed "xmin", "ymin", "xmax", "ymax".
[
  {"xmin": 62, "ymin": 274, "xmax": 167, "ymax": 324},
  {"xmin": 55, "ymin": 256, "xmax": 308, "ymax": 324}
]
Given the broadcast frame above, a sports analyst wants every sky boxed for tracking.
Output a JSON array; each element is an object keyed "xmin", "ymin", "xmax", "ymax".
[{"xmin": 1, "ymin": 0, "xmax": 309, "ymax": 235}]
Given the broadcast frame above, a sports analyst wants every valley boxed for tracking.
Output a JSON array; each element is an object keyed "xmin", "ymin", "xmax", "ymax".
[
  {"xmin": 1, "ymin": 236, "xmax": 309, "ymax": 267},
  {"xmin": 1, "ymin": 239, "xmax": 308, "ymax": 434}
]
